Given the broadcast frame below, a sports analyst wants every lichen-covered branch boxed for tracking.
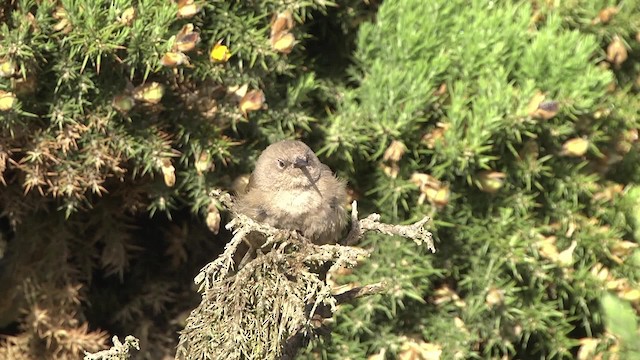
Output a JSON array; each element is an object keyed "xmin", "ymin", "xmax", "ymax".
[
  {"xmin": 175, "ymin": 190, "xmax": 435, "ymax": 360},
  {"xmin": 344, "ymin": 201, "xmax": 435, "ymax": 252},
  {"xmin": 83, "ymin": 336, "xmax": 140, "ymax": 360},
  {"xmin": 280, "ymin": 281, "xmax": 389, "ymax": 360}
]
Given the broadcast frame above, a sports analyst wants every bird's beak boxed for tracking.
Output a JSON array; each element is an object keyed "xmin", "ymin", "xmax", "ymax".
[{"xmin": 293, "ymin": 156, "xmax": 308, "ymax": 168}]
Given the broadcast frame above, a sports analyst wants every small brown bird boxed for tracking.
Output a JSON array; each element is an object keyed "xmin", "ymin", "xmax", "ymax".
[{"xmin": 236, "ymin": 140, "xmax": 347, "ymax": 246}]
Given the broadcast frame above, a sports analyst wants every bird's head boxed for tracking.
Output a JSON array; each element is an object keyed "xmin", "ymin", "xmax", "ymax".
[{"xmin": 250, "ymin": 140, "xmax": 323, "ymax": 191}]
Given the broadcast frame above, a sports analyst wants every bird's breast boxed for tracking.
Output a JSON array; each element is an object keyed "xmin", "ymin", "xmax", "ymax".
[{"xmin": 273, "ymin": 188, "xmax": 323, "ymax": 216}]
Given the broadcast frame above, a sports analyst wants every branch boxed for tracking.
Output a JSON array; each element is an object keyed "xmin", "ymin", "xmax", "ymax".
[
  {"xmin": 84, "ymin": 335, "xmax": 139, "ymax": 360},
  {"xmin": 334, "ymin": 281, "xmax": 388, "ymax": 304},
  {"xmin": 280, "ymin": 282, "xmax": 389, "ymax": 360},
  {"xmin": 344, "ymin": 201, "xmax": 435, "ymax": 253},
  {"xmin": 177, "ymin": 190, "xmax": 436, "ymax": 360}
]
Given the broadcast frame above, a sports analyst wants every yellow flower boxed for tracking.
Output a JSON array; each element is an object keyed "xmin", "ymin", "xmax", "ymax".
[
  {"xmin": 561, "ymin": 137, "xmax": 589, "ymax": 157},
  {"xmin": 0, "ymin": 90, "xmax": 17, "ymax": 111},
  {"xmin": 210, "ymin": 43, "xmax": 231, "ymax": 63},
  {"xmin": 0, "ymin": 59, "xmax": 16, "ymax": 78},
  {"xmin": 271, "ymin": 32, "xmax": 295, "ymax": 54},
  {"xmin": 132, "ymin": 82, "xmax": 164, "ymax": 104}
]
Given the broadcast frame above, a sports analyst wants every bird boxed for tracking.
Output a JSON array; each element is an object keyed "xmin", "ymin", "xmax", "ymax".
[{"xmin": 235, "ymin": 140, "xmax": 348, "ymax": 248}]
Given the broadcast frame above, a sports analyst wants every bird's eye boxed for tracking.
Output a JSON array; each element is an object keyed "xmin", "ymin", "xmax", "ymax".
[{"xmin": 276, "ymin": 159, "xmax": 286, "ymax": 169}]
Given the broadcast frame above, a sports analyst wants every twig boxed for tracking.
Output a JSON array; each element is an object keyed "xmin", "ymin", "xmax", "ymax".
[
  {"xmin": 344, "ymin": 200, "xmax": 435, "ymax": 252},
  {"xmin": 84, "ymin": 335, "xmax": 139, "ymax": 360},
  {"xmin": 334, "ymin": 281, "xmax": 388, "ymax": 304},
  {"xmin": 342, "ymin": 200, "xmax": 362, "ymax": 246}
]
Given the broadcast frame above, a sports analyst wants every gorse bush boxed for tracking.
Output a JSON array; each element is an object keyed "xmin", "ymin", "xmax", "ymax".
[
  {"xmin": 311, "ymin": 0, "xmax": 640, "ymax": 359},
  {"xmin": 0, "ymin": 0, "xmax": 346, "ymax": 217},
  {"xmin": 1, "ymin": 0, "xmax": 639, "ymax": 359}
]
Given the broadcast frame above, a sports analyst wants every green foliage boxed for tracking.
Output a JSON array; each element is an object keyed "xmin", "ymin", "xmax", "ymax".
[
  {"xmin": 602, "ymin": 294, "xmax": 640, "ymax": 359},
  {"xmin": 309, "ymin": 0, "xmax": 640, "ymax": 359}
]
